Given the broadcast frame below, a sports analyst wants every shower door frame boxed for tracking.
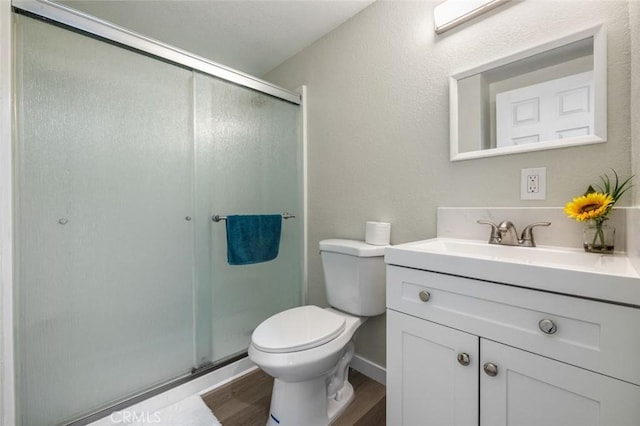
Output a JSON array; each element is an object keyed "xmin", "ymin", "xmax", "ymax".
[
  {"xmin": 11, "ymin": 0, "xmax": 301, "ymax": 105},
  {"xmin": 0, "ymin": 1, "xmax": 308, "ymax": 424},
  {"xmin": 1, "ymin": 2, "xmax": 15, "ymax": 425}
]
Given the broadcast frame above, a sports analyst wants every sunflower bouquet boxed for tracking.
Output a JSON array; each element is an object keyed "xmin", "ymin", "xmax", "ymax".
[{"xmin": 564, "ymin": 170, "xmax": 633, "ymax": 253}]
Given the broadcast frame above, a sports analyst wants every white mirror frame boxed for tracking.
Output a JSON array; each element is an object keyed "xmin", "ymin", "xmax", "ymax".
[{"xmin": 449, "ymin": 24, "xmax": 607, "ymax": 162}]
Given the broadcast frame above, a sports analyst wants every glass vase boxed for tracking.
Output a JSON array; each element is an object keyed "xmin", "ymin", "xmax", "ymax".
[{"xmin": 583, "ymin": 220, "xmax": 615, "ymax": 254}]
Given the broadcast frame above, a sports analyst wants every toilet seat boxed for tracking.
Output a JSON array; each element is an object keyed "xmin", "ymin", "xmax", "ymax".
[{"xmin": 252, "ymin": 305, "xmax": 346, "ymax": 353}]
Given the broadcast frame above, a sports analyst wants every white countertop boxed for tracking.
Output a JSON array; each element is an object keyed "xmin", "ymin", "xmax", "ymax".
[{"xmin": 385, "ymin": 238, "xmax": 640, "ymax": 307}]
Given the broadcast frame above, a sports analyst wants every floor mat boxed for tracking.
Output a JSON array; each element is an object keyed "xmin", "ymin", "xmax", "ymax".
[{"xmin": 127, "ymin": 395, "xmax": 221, "ymax": 426}]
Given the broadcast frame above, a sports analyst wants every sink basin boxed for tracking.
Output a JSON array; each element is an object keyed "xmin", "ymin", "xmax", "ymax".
[{"xmin": 385, "ymin": 238, "xmax": 640, "ymax": 306}]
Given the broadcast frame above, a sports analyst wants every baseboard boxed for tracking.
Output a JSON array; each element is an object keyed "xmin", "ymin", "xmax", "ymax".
[{"xmin": 350, "ymin": 355, "xmax": 386, "ymax": 386}]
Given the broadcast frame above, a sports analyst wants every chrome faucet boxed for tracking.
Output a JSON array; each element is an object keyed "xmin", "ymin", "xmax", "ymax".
[
  {"xmin": 497, "ymin": 221, "xmax": 520, "ymax": 246},
  {"xmin": 477, "ymin": 220, "xmax": 551, "ymax": 247}
]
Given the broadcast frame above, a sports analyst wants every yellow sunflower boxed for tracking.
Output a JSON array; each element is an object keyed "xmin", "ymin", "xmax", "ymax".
[{"xmin": 564, "ymin": 192, "xmax": 613, "ymax": 221}]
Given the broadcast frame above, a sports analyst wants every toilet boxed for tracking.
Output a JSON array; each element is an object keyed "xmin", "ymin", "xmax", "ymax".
[{"xmin": 248, "ymin": 239, "xmax": 387, "ymax": 426}]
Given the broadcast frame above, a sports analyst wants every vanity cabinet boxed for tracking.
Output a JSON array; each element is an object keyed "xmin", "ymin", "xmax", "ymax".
[{"xmin": 386, "ymin": 265, "xmax": 640, "ymax": 426}]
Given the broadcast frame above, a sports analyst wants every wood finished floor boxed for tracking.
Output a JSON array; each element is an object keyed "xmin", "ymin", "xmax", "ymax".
[{"xmin": 201, "ymin": 368, "xmax": 386, "ymax": 426}]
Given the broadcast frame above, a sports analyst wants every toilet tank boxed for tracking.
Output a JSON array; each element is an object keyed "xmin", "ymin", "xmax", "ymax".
[{"xmin": 319, "ymin": 239, "xmax": 387, "ymax": 316}]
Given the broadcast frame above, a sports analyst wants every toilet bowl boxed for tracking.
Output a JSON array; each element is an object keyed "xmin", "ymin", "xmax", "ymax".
[
  {"xmin": 249, "ymin": 239, "xmax": 387, "ymax": 426},
  {"xmin": 249, "ymin": 306, "xmax": 364, "ymax": 425}
]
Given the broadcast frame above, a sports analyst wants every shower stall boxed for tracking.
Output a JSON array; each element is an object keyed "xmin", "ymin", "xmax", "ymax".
[{"xmin": 11, "ymin": 3, "xmax": 304, "ymax": 424}]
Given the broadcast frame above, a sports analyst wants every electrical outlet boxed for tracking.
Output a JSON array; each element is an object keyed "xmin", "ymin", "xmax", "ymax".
[
  {"xmin": 521, "ymin": 167, "xmax": 546, "ymax": 200},
  {"xmin": 527, "ymin": 174, "xmax": 539, "ymax": 193}
]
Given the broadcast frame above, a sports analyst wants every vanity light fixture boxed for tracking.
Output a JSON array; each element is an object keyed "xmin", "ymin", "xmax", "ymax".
[{"xmin": 434, "ymin": 0, "xmax": 510, "ymax": 34}]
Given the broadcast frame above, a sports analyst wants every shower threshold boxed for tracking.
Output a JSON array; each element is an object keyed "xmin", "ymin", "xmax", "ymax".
[{"xmin": 68, "ymin": 352, "xmax": 251, "ymax": 426}]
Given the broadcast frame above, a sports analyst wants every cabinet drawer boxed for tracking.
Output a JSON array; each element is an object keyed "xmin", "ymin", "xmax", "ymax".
[{"xmin": 387, "ymin": 265, "xmax": 640, "ymax": 385}]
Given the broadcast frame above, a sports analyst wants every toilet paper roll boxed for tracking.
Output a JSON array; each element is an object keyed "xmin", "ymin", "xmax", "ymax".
[{"xmin": 365, "ymin": 221, "xmax": 391, "ymax": 246}]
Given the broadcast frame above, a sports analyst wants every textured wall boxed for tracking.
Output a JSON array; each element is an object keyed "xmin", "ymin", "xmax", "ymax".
[
  {"xmin": 264, "ymin": 0, "xmax": 633, "ymax": 366},
  {"xmin": 628, "ymin": 0, "xmax": 640, "ymax": 273},
  {"xmin": 631, "ymin": 0, "xmax": 640, "ymax": 199}
]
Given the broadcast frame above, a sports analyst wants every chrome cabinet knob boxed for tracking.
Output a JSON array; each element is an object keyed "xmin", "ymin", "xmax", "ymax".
[
  {"xmin": 457, "ymin": 352, "xmax": 471, "ymax": 366},
  {"xmin": 483, "ymin": 362, "xmax": 498, "ymax": 377},
  {"xmin": 418, "ymin": 290, "xmax": 431, "ymax": 302},
  {"xmin": 538, "ymin": 318, "xmax": 557, "ymax": 334}
]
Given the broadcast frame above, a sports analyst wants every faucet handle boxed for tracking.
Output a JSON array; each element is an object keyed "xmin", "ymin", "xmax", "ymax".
[
  {"xmin": 520, "ymin": 222, "xmax": 551, "ymax": 247},
  {"xmin": 477, "ymin": 220, "xmax": 501, "ymax": 244}
]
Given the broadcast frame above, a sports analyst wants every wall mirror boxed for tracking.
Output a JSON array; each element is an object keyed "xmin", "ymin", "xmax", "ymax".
[{"xmin": 449, "ymin": 25, "xmax": 606, "ymax": 161}]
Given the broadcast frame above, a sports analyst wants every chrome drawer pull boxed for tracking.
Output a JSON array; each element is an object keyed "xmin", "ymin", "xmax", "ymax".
[
  {"xmin": 483, "ymin": 362, "xmax": 498, "ymax": 377},
  {"xmin": 457, "ymin": 352, "xmax": 471, "ymax": 366},
  {"xmin": 538, "ymin": 318, "xmax": 558, "ymax": 334},
  {"xmin": 418, "ymin": 290, "xmax": 431, "ymax": 302}
]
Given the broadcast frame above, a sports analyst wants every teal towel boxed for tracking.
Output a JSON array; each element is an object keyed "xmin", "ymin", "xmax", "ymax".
[{"xmin": 226, "ymin": 215, "xmax": 282, "ymax": 265}]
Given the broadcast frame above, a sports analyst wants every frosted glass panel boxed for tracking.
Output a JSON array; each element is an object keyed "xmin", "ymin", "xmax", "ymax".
[
  {"xmin": 15, "ymin": 16, "xmax": 195, "ymax": 424},
  {"xmin": 194, "ymin": 72, "xmax": 302, "ymax": 361}
]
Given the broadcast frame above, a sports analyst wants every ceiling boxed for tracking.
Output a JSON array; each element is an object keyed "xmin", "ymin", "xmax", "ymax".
[{"xmin": 57, "ymin": 0, "xmax": 374, "ymax": 77}]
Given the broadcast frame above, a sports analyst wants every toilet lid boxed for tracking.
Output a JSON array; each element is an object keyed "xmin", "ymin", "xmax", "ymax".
[{"xmin": 252, "ymin": 306, "xmax": 346, "ymax": 353}]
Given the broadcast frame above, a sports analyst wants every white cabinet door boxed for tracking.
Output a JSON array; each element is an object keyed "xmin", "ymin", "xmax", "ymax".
[
  {"xmin": 387, "ymin": 309, "xmax": 478, "ymax": 426},
  {"xmin": 480, "ymin": 339, "xmax": 640, "ymax": 426}
]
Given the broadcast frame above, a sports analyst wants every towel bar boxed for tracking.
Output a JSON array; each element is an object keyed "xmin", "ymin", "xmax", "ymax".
[{"xmin": 212, "ymin": 212, "xmax": 296, "ymax": 222}]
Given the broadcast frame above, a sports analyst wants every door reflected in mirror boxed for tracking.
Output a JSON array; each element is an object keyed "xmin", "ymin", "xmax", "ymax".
[{"xmin": 450, "ymin": 25, "xmax": 606, "ymax": 161}]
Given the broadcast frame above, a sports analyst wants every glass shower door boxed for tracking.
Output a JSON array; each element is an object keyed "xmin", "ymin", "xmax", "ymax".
[
  {"xmin": 194, "ymin": 72, "xmax": 303, "ymax": 362},
  {"xmin": 14, "ymin": 11, "xmax": 303, "ymax": 425},
  {"xmin": 15, "ymin": 15, "xmax": 196, "ymax": 425}
]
